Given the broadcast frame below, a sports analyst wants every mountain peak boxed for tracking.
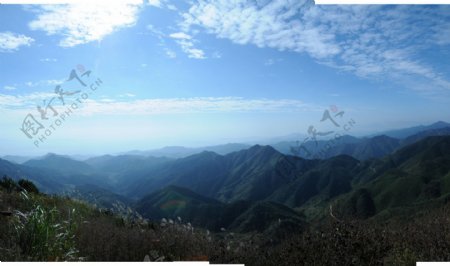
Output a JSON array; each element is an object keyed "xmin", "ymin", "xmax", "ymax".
[
  {"xmin": 228, "ymin": 144, "xmax": 281, "ymax": 161},
  {"xmin": 248, "ymin": 144, "xmax": 278, "ymax": 154},
  {"xmin": 42, "ymin": 153, "xmax": 70, "ymax": 160},
  {"xmin": 184, "ymin": 150, "xmax": 220, "ymax": 160},
  {"xmin": 370, "ymin": 135, "xmax": 398, "ymax": 141},
  {"xmin": 431, "ymin": 121, "xmax": 450, "ymax": 127},
  {"xmin": 23, "ymin": 153, "xmax": 93, "ymax": 173}
]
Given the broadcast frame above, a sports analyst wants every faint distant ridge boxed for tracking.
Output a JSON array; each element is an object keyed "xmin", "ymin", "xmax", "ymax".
[
  {"xmin": 348, "ymin": 135, "xmax": 400, "ymax": 161},
  {"xmin": 400, "ymin": 126, "xmax": 450, "ymax": 147},
  {"xmin": 272, "ymin": 121, "xmax": 450, "ymax": 160},
  {"xmin": 1, "ymin": 155, "xmax": 34, "ymax": 164},
  {"xmin": 121, "ymin": 143, "xmax": 251, "ymax": 158},
  {"xmin": 84, "ymin": 154, "xmax": 171, "ymax": 174},
  {"xmin": 372, "ymin": 121, "xmax": 450, "ymax": 139},
  {"xmin": 23, "ymin": 153, "xmax": 94, "ymax": 174}
]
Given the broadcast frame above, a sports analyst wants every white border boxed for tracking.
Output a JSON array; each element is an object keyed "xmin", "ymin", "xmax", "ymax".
[
  {"xmin": 0, "ymin": 0, "xmax": 143, "ymax": 4},
  {"xmin": 1, "ymin": 0, "xmax": 449, "ymax": 5},
  {"xmin": 316, "ymin": 0, "xmax": 450, "ymax": 4},
  {"xmin": 0, "ymin": 262, "xmax": 244, "ymax": 265}
]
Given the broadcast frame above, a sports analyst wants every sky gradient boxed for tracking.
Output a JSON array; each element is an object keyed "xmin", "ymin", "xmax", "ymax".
[{"xmin": 1, "ymin": 1, "xmax": 450, "ymax": 155}]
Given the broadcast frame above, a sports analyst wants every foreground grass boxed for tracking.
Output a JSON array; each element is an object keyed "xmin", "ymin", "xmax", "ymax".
[{"xmin": 3, "ymin": 185, "xmax": 450, "ymax": 265}]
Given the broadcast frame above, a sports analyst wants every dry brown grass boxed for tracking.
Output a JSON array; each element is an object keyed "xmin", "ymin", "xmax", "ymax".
[{"xmin": 4, "ymin": 185, "xmax": 450, "ymax": 265}]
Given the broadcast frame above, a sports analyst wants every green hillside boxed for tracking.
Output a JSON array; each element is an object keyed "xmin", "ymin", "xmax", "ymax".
[
  {"xmin": 135, "ymin": 185, "xmax": 306, "ymax": 234},
  {"xmin": 334, "ymin": 136, "xmax": 450, "ymax": 220}
]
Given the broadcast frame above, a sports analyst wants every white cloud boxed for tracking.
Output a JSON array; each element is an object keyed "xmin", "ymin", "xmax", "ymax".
[
  {"xmin": 169, "ymin": 32, "xmax": 205, "ymax": 59},
  {"xmin": 169, "ymin": 32, "xmax": 192, "ymax": 39},
  {"xmin": 181, "ymin": 45, "xmax": 205, "ymax": 59},
  {"xmin": 173, "ymin": 38, "xmax": 206, "ymax": 59},
  {"xmin": 29, "ymin": 2, "xmax": 142, "ymax": 47},
  {"xmin": 167, "ymin": 4, "xmax": 177, "ymax": 11},
  {"xmin": 180, "ymin": 0, "xmax": 339, "ymax": 59},
  {"xmin": 4, "ymin": 86, "xmax": 17, "ymax": 91},
  {"xmin": 40, "ymin": 58, "xmax": 57, "ymax": 62},
  {"xmin": 180, "ymin": 1, "xmax": 450, "ymax": 95},
  {"xmin": 0, "ymin": 32, "xmax": 34, "ymax": 52},
  {"xmin": 148, "ymin": 0, "xmax": 162, "ymax": 7},
  {"xmin": 118, "ymin": 93, "xmax": 136, "ymax": 98},
  {"xmin": 148, "ymin": 0, "xmax": 176, "ymax": 10}
]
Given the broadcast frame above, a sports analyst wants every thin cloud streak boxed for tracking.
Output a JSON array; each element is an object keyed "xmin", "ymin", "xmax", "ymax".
[{"xmin": 0, "ymin": 94, "xmax": 321, "ymax": 115}]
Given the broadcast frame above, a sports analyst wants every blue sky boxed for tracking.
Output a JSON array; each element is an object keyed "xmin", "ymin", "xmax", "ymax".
[{"xmin": 1, "ymin": 1, "xmax": 450, "ymax": 155}]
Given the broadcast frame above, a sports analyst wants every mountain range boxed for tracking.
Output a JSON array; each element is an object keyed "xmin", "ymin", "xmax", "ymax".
[{"xmin": 1, "ymin": 121, "xmax": 450, "ymax": 233}]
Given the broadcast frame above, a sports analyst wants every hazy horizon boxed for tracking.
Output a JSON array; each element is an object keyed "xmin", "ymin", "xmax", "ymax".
[{"xmin": 1, "ymin": 119, "xmax": 448, "ymax": 157}]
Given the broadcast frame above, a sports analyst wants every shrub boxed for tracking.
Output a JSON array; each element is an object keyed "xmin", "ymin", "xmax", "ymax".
[
  {"xmin": 0, "ymin": 175, "xmax": 18, "ymax": 193},
  {"xmin": 18, "ymin": 179, "xmax": 39, "ymax": 194}
]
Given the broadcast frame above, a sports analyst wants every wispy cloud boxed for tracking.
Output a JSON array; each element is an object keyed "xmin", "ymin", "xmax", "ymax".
[
  {"xmin": 118, "ymin": 93, "xmax": 136, "ymax": 98},
  {"xmin": 40, "ymin": 58, "xmax": 57, "ymax": 62},
  {"xmin": 179, "ymin": 1, "xmax": 450, "ymax": 95},
  {"xmin": 180, "ymin": 0, "xmax": 338, "ymax": 59},
  {"xmin": 165, "ymin": 48, "xmax": 176, "ymax": 58},
  {"xmin": 211, "ymin": 51, "xmax": 221, "ymax": 59},
  {"xmin": 0, "ymin": 92, "xmax": 57, "ymax": 109},
  {"xmin": 0, "ymin": 93, "xmax": 318, "ymax": 115},
  {"xmin": 176, "ymin": 39, "xmax": 206, "ymax": 59},
  {"xmin": 0, "ymin": 32, "xmax": 34, "ymax": 52},
  {"xmin": 146, "ymin": 24, "xmax": 165, "ymax": 39},
  {"xmin": 148, "ymin": 0, "xmax": 162, "ymax": 7},
  {"xmin": 169, "ymin": 32, "xmax": 205, "ymax": 59},
  {"xmin": 25, "ymin": 79, "xmax": 65, "ymax": 88},
  {"xmin": 3, "ymin": 86, "xmax": 17, "ymax": 91},
  {"xmin": 264, "ymin": 58, "xmax": 282, "ymax": 66},
  {"xmin": 28, "ymin": 2, "xmax": 142, "ymax": 47},
  {"xmin": 78, "ymin": 97, "xmax": 316, "ymax": 115},
  {"xmin": 169, "ymin": 32, "xmax": 191, "ymax": 39},
  {"xmin": 148, "ymin": 0, "xmax": 177, "ymax": 10},
  {"xmin": 147, "ymin": 26, "xmax": 205, "ymax": 59}
]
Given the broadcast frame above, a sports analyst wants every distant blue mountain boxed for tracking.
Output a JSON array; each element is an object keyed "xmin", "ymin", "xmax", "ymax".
[
  {"xmin": 121, "ymin": 143, "xmax": 251, "ymax": 158},
  {"xmin": 272, "ymin": 122, "xmax": 450, "ymax": 160},
  {"xmin": 372, "ymin": 121, "xmax": 450, "ymax": 139}
]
